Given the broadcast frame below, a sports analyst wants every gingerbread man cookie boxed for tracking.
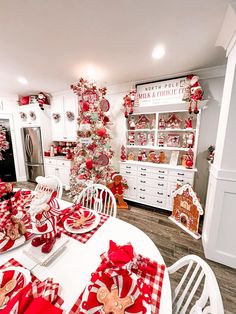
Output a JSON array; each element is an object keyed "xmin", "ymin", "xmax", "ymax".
[{"xmin": 97, "ymin": 284, "xmax": 134, "ymax": 314}]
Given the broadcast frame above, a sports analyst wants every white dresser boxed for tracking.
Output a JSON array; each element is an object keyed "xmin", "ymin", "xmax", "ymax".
[{"xmin": 120, "ymin": 161, "xmax": 196, "ymax": 211}]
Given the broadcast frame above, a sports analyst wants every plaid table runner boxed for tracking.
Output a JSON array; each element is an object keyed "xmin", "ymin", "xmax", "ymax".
[
  {"xmin": 0, "ymin": 258, "xmax": 64, "ymax": 308},
  {"xmin": 57, "ymin": 213, "xmax": 109, "ymax": 244},
  {"xmin": 69, "ymin": 253, "xmax": 165, "ymax": 314}
]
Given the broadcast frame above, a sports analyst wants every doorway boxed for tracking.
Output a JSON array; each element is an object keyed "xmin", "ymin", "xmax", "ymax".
[{"xmin": 0, "ymin": 118, "xmax": 16, "ymax": 181}]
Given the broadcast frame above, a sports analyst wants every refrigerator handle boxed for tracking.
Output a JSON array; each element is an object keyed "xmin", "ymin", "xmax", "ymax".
[
  {"xmin": 28, "ymin": 134, "xmax": 33, "ymax": 156},
  {"xmin": 25, "ymin": 134, "xmax": 31, "ymax": 157}
]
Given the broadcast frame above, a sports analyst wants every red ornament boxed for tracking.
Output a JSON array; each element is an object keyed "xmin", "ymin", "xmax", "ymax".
[
  {"xmin": 86, "ymin": 159, "xmax": 93, "ymax": 170},
  {"xmin": 96, "ymin": 128, "xmax": 106, "ymax": 137},
  {"xmin": 80, "ymin": 100, "xmax": 90, "ymax": 112}
]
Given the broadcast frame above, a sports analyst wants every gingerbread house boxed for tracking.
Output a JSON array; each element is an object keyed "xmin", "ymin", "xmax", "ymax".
[
  {"xmin": 137, "ymin": 114, "xmax": 150, "ymax": 129},
  {"xmin": 169, "ymin": 184, "xmax": 203, "ymax": 239},
  {"xmin": 165, "ymin": 113, "xmax": 182, "ymax": 129}
]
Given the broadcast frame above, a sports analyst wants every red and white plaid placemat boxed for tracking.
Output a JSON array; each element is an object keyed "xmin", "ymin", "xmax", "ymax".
[
  {"xmin": 58, "ymin": 213, "xmax": 109, "ymax": 244},
  {"xmin": 0, "ymin": 258, "xmax": 64, "ymax": 308},
  {"xmin": 69, "ymin": 253, "xmax": 165, "ymax": 314}
]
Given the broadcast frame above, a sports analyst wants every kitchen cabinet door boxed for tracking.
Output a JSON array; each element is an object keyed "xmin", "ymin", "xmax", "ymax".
[
  {"xmin": 51, "ymin": 95, "xmax": 65, "ymax": 141},
  {"xmin": 57, "ymin": 167, "xmax": 70, "ymax": 190},
  {"xmin": 63, "ymin": 94, "xmax": 78, "ymax": 141},
  {"xmin": 44, "ymin": 165, "xmax": 56, "ymax": 177}
]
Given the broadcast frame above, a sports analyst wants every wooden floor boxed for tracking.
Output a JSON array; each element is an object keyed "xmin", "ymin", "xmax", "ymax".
[{"xmin": 16, "ymin": 182, "xmax": 236, "ymax": 313}]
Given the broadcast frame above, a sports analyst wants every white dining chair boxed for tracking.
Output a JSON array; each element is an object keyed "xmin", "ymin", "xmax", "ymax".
[
  {"xmin": 168, "ymin": 254, "xmax": 224, "ymax": 314},
  {"xmin": 35, "ymin": 175, "xmax": 63, "ymax": 199},
  {"xmin": 76, "ymin": 184, "xmax": 117, "ymax": 217}
]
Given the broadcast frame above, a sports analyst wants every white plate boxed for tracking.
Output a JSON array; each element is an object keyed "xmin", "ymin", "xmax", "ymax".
[
  {"xmin": 63, "ymin": 209, "xmax": 100, "ymax": 234},
  {"xmin": 0, "ymin": 266, "xmax": 31, "ymax": 309}
]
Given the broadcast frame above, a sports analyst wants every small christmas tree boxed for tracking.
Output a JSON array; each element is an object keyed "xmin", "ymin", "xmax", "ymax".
[{"xmin": 70, "ymin": 78, "xmax": 114, "ymax": 198}]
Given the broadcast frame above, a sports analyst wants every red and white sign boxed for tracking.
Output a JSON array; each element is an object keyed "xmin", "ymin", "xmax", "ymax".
[{"xmin": 137, "ymin": 77, "xmax": 187, "ymax": 107}]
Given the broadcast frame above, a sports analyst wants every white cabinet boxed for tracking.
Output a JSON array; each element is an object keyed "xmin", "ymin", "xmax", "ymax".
[
  {"xmin": 44, "ymin": 157, "xmax": 71, "ymax": 190},
  {"xmin": 51, "ymin": 93, "xmax": 78, "ymax": 141},
  {"xmin": 120, "ymin": 161, "xmax": 195, "ymax": 211},
  {"xmin": 19, "ymin": 104, "xmax": 50, "ymax": 127},
  {"xmin": 120, "ymin": 108, "xmax": 201, "ymax": 211}
]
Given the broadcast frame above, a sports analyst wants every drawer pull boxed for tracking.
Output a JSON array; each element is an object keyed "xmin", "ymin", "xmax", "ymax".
[
  {"xmin": 140, "ymin": 196, "xmax": 145, "ymax": 200},
  {"xmin": 158, "ymin": 183, "xmax": 164, "ymax": 187},
  {"xmin": 158, "ymin": 176, "xmax": 164, "ymax": 179},
  {"xmin": 140, "ymin": 180, "xmax": 146, "ymax": 183},
  {"xmin": 177, "ymin": 179, "xmax": 184, "ymax": 182},
  {"xmin": 126, "ymin": 166, "xmax": 131, "ymax": 169},
  {"xmin": 157, "ymin": 200, "xmax": 163, "ymax": 204},
  {"xmin": 157, "ymin": 192, "xmax": 163, "ymax": 195},
  {"xmin": 159, "ymin": 170, "xmax": 165, "ymax": 173},
  {"xmin": 177, "ymin": 172, "xmax": 185, "ymax": 176},
  {"xmin": 141, "ymin": 173, "xmax": 146, "ymax": 176},
  {"xmin": 126, "ymin": 171, "xmax": 131, "ymax": 174},
  {"xmin": 140, "ymin": 188, "xmax": 146, "ymax": 192},
  {"xmin": 141, "ymin": 167, "xmax": 146, "ymax": 171}
]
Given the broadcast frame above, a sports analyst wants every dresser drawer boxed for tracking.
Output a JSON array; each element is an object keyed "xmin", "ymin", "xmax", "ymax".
[
  {"xmin": 169, "ymin": 170, "xmax": 194, "ymax": 179},
  {"xmin": 57, "ymin": 160, "xmax": 71, "ymax": 168},
  {"xmin": 122, "ymin": 170, "xmax": 137, "ymax": 177},
  {"xmin": 137, "ymin": 165, "xmax": 153, "ymax": 172},
  {"xmin": 137, "ymin": 194, "xmax": 166, "ymax": 208},
  {"xmin": 137, "ymin": 177, "xmax": 157, "ymax": 187},
  {"xmin": 156, "ymin": 180, "xmax": 168, "ymax": 190},
  {"xmin": 137, "ymin": 186, "xmax": 166, "ymax": 197},
  {"xmin": 151, "ymin": 196, "xmax": 166, "ymax": 208},
  {"xmin": 120, "ymin": 163, "xmax": 137, "ymax": 172},
  {"xmin": 44, "ymin": 158, "xmax": 57, "ymax": 166},
  {"xmin": 169, "ymin": 175, "xmax": 194, "ymax": 185},
  {"xmin": 138, "ymin": 172, "xmax": 168, "ymax": 181}
]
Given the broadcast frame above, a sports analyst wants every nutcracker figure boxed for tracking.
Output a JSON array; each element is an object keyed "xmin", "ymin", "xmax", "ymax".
[
  {"xmin": 138, "ymin": 150, "xmax": 142, "ymax": 161},
  {"xmin": 128, "ymin": 132, "xmax": 135, "ymax": 145},
  {"xmin": 147, "ymin": 133, "xmax": 155, "ymax": 146},
  {"xmin": 137, "ymin": 132, "xmax": 147, "ymax": 146},
  {"xmin": 141, "ymin": 150, "xmax": 147, "ymax": 161},
  {"xmin": 187, "ymin": 133, "xmax": 195, "ymax": 148},
  {"xmin": 158, "ymin": 133, "xmax": 165, "ymax": 147},
  {"xmin": 158, "ymin": 116, "xmax": 166, "ymax": 129}
]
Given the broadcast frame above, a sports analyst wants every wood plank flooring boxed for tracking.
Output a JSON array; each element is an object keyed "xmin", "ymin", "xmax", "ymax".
[{"xmin": 15, "ymin": 182, "xmax": 236, "ymax": 313}]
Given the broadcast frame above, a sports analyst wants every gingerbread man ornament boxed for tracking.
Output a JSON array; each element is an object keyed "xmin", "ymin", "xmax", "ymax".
[{"xmin": 97, "ymin": 284, "xmax": 134, "ymax": 314}]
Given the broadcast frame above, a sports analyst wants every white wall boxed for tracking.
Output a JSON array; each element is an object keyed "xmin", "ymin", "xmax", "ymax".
[
  {"xmin": 106, "ymin": 74, "xmax": 225, "ymax": 206},
  {"xmin": 0, "ymin": 96, "xmax": 26, "ymax": 181}
]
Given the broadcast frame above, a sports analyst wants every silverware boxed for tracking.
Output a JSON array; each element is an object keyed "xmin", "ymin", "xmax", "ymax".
[{"xmin": 41, "ymin": 239, "xmax": 70, "ymax": 266}]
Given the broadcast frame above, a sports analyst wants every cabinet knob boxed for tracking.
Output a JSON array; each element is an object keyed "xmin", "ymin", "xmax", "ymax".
[
  {"xmin": 177, "ymin": 172, "xmax": 184, "ymax": 176},
  {"xmin": 177, "ymin": 179, "xmax": 184, "ymax": 182}
]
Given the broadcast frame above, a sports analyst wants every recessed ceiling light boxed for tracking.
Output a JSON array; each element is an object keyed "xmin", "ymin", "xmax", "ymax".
[
  {"xmin": 17, "ymin": 76, "xmax": 28, "ymax": 84},
  {"xmin": 152, "ymin": 45, "xmax": 166, "ymax": 59}
]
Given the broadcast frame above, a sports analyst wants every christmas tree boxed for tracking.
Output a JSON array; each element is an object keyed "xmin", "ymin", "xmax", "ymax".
[{"xmin": 70, "ymin": 78, "xmax": 114, "ymax": 198}]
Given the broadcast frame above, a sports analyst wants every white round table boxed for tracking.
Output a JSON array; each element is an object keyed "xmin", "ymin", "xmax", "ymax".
[{"xmin": 0, "ymin": 199, "xmax": 172, "ymax": 313}]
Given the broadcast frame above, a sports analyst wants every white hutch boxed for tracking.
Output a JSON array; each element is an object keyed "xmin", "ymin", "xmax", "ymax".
[{"xmin": 120, "ymin": 77, "xmax": 207, "ymax": 211}]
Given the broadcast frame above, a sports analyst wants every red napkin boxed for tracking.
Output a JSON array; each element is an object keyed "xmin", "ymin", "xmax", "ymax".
[
  {"xmin": 107, "ymin": 240, "xmax": 134, "ymax": 266},
  {"xmin": 1, "ymin": 284, "xmax": 62, "ymax": 314}
]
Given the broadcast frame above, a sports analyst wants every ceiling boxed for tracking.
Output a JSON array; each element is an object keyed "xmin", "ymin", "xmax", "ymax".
[{"xmin": 0, "ymin": 0, "xmax": 229, "ymax": 95}]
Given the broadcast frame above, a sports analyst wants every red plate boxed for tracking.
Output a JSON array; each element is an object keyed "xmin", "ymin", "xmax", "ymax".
[{"xmin": 100, "ymin": 98, "xmax": 110, "ymax": 112}]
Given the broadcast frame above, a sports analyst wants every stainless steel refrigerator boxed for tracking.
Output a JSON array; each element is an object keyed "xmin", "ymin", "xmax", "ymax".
[{"xmin": 22, "ymin": 127, "xmax": 44, "ymax": 182}]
